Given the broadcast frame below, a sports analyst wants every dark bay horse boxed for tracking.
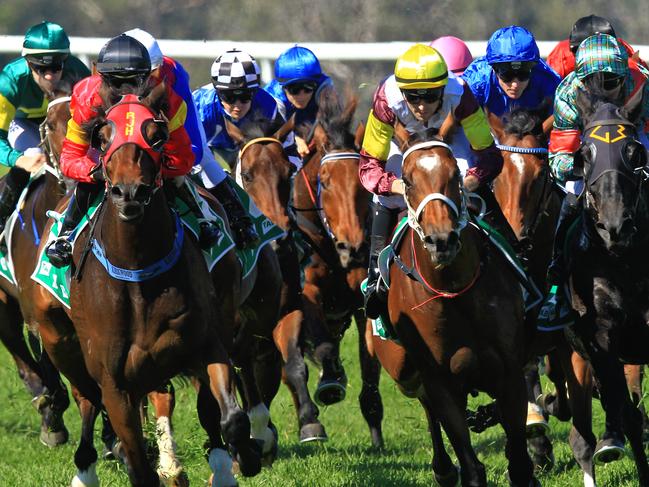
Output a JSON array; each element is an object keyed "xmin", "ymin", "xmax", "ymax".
[
  {"xmin": 0, "ymin": 86, "xmax": 75, "ymax": 447},
  {"xmin": 372, "ymin": 125, "xmax": 538, "ymax": 486},
  {"xmin": 226, "ymin": 116, "xmax": 328, "ymax": 443},
  {"xmin": 292, "ymin": 93, "xmax": 384, "ymax": 447},
  {"xmin": 32, "ymin": 90, "xmax": 261, "ymax": 486},
  {"xmin": 560, "ymin": 89, "xmax": 649, "ymax": 485}
]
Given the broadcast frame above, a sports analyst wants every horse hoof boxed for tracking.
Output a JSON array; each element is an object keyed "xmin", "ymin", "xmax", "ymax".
[
  {"xmin": 261, "ymin": 424, "xmax": 279, "ymax": 467},
  {"xmin": 299, "ymin": 422, "xmax": 328, "ymax": 443},
  {"xmin": 434, "ymin": 464, "xmax": 460, "ymax": 487},
  {"xmin": 314, "ymin": 378, "xmax": 347, "ymax": 406},
  {"xmin": 540, "ymin": 393, "xmax": 571, "ymax": 421},
  {"xmin": 526, "ymin": 403, "xmax": 550, "ymax": 439},
  {"xmin": 531, "ymin": 451, "xmax": 555, "ymax": 473},
  {"xmin": 159, "ymin": 470, "xmax": 189, "ymax": 487},
  {"xmin": 231, "ymin": 439, "xmax": 262, "ymax": 477},
  {"xmin": 594, "ymin": 437, "xmax": 625, "ymax": 464},
  {"xmin": 40, "ymin": 425, "xmax": 69, "ymax": 447},
  {"xmin": 370, "ymin": 428, "xmax": 384, "ymax": 450}
]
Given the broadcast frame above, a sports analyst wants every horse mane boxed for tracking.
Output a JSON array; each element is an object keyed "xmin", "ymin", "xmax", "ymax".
[
  {"xmin": 314, "ymin": 88, "xmax": 358, "ymax": 150},
  {"xmin": 502, "ymin": 100, "xmax": 552, "ymax": 139},
  {"xmin": 238, "ymin": 111, "xmax": 284, "ymax": 140}
]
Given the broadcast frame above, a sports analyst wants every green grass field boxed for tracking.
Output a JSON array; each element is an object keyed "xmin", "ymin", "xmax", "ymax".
[{"xmin": 0, "ymin": 323, "xmax": 642, "ymax": 486}]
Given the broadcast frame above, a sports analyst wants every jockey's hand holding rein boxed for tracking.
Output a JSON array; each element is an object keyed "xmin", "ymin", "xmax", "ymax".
[
  {"xmin": 15, "ymin": 151, "xmax": 47, "ymax": 173},
  {"xmin": 463, "ymin": 174, "xmax": 479, "ymax": 192}
]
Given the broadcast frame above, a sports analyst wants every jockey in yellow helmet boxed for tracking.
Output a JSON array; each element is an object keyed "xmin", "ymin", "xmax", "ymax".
[{"xmin": 360, "ymin": 43, "xmax": 509, "ymax": 318}]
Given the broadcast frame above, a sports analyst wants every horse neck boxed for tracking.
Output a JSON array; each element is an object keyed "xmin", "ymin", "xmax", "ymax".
[
  {"xmin": 99, "ymin": 191, "xmax": 176, "ymax": 268},
  {"xmin": 408, "ymin": 225, "xmax": 481, "ymax": 290}
]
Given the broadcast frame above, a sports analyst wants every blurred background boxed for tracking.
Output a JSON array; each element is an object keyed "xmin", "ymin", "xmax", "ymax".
[{"xmin": 2, "ymin": 0, "xmax": 649, "ymax": 121}]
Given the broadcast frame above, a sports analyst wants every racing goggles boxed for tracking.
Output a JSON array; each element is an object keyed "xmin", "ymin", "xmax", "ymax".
[
  {"xmin": 493, "ymin": 62, "xmax": 535, "ymax": 83},
  {"xmin": 401, "ymin": 87, "xmax": 444, "ymax": 104},
  {"xmin": 284, "ymin": 82, "xmax": 317, "ymax": 95},
  {"xmin": 218, "ymin": 89, "xmax": 256, "ymax": 104}
]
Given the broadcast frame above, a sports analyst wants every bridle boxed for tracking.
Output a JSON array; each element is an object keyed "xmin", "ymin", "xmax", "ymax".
[
  {"xmin": 38, "ymin": 95, "xmax": 71, "ymax": 183},
  {"xmin": 402, "ymin": 140, "xmax": 470, "ymax": 243}
]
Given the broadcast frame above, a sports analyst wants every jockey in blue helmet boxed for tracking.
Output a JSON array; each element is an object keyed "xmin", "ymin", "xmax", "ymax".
[
  {"xmin": 462, "ymin": 25, "xmax": 560, "ymax": 120},
  {"xmin": 264, "ymin": 45, "xmax": 334, "ymax": 156}
]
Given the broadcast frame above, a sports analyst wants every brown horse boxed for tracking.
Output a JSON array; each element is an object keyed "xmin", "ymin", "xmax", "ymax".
[
  {"xmin": 292, "ymin": 92, "xmax": 384, "ymax": 447},
  {"xmin": 372, "ymin": 125, "xmax": 538, "ymax": 486},
  {"xmin": 226, "ymin": 116, "xmax": 328, "ymax": 442},
  {"xmin": 32, "ymin": 89, "xmax": 261, "ymax": 486},
  {"xmin": 0, "ymin": 85, "xmax": 76, "ymax": 447}
]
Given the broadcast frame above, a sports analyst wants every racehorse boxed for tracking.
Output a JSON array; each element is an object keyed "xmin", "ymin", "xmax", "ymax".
[
  {"xmin": 372, "ymin": 123, "xmax": 539, "ymax": 486},
  {"xmin": 292, "ymin": 92, "xmax": 384, "ymax": 447},
  {"xmin": 0, "ymin": 83, "xmax": 75, "ymax": 447},
  {"xmin": 226, "ymin": 116, "xmax": 328, "ymax": 442},
  {"xmin": 32, "ymin": 87, "xmax": 261, "ymax": 486},
  {"xmin": 560, "ymin": 88, "xmax": 649, "ymax": 485}
]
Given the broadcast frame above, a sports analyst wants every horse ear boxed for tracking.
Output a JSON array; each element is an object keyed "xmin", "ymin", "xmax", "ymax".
[
  {"xmin": 574, "ymin": 87, "xmax": 593, "ymax": 120},
  {"xmin": 438, "ymin": 111, "xmax": 457, "ymax": 143},
  {"xmin": 91, "ymin": 61, "xmax": 98, "ymax": 76},
  {"xmin": 273, "ymin": 114, "xmax": 295, "ymax": 143},
  {"xmin": 143, "ymin": 82, "xmax": 167, "ymax": 114},
  {"xmin": 621, "ymin": 85, "xmax": 645, "ymax": 124},
  {"xmin": 485, "ymin": 108, "xmax": 505, "ymax": 142},
  {"xmin": 311, "ymin": 122, "xmax": 328, "ymax": 151},
  {"xmin": 542, "ymin": 115, "xmax": 554, "ymax": 138},
  {"xmin": 354, "ymin": 122, "xmax": 365, "ymax": 150},
  {"xmin": 393, "ymin": 118, "xmax": 410, "ymax": 151},
  {"xmin": 224, "ymin": 118, "xmax": 246, "ymax": 146}
]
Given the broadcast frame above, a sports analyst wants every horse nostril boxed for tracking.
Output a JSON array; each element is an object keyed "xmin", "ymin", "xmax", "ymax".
[
  {"xmin": 111, "ymin": 186, "xmax": 123, "ymax": 198},
  {"xmin": 336, "ymin": 241, "xmax": 350, "ymax": 251},
  {"xmin": 134, "ymin": 185, "xmax": 152, "ymax": 202}
]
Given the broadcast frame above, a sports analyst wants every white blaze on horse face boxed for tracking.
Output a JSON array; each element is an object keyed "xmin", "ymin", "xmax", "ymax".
[
  {"xmin": 510, "ymin": 153, "xmax": 526, "ymax": 176},
  {"xmin": 416, "ymin": 153, "xmax": 442, "ymax": 172}
]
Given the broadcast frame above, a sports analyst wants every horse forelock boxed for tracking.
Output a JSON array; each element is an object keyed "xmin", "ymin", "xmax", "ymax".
[
  {"xmin": 240, "ymin": 114, "xmax": 282, "ymax": 140},
  {"xmin": 316, "ymin": 92, "xmax": 358, "ymax": 150},
  {"xmin": 503, "ymin": 107, "xmax": 543, "ymax": 139}
]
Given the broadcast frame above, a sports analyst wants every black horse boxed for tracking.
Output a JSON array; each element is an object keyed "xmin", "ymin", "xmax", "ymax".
[{"xmin": 565, "ymin": 87, "xmax": 649, "ymax": 485}]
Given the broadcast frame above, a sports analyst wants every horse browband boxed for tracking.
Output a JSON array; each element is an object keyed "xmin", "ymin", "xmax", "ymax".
[{"xmin": 239, "ymin": 137, "xmax": 282, "ymax": 159}]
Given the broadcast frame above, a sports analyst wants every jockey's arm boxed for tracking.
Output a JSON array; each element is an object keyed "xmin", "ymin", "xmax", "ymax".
[
  {"xmin": 0, "ymin": 90, "xmax": 22, "ymax": 167},
  {"xmin": 549, "ymin": 83, "xmax": 581, "ymax": 183},
  {"xmin": 454, "ymin": 83, "xmax": 503, "ymax": 187},
  {"xmin": 60, "ymin": 112, "xmax": 99, "ymax": 183},
  {"xmin": 359, "ymin": 108, "xmax": 398, "ymax": 196}
]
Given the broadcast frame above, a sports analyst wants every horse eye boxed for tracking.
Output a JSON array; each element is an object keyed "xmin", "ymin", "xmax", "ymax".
[
  {"xmin": 402, "ymin": 176, "xmax": 412, "ymax": 188},
  {"xmin": 241, "ymin": 171, "xmax": 252, "ymax": 183}
]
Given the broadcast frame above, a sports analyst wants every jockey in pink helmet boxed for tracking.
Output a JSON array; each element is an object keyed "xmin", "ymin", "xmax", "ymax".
[{"xmin": 429, "ymin": 36, "xmax": 473, "ymax": 75}]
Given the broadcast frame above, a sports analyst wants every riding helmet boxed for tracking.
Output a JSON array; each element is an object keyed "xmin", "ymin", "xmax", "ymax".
[
  {"xmin": 22, "ymin": 21, "xmax": 70, "ymax": 66},
  {"xmin": 211, "ymin": 49, "xmax": 261, "ymax": 90},
  {"xmin": 569, "ymin": 15, "xmax": 616, "ymax": 52},
  {"xmin": 485, "ymin": 26, "xmax": 540, "ymax": 65},
  {"xmin": 394, "ymin": 44, "xmax": 448, "ymax": 90},
  {"xmin": 275, "ymin": 45, "xmax": 322, "ymax": 86},
  {"xmin": 96, "ymin": 34, "xmax": 151, "ymax": 77},
  {"xmin": 123, "ymin": 28, "xmax": 163, "ymax": 70},
  {"xmin": 429, "ymin": 36, "xmax": 473, "ymax": 75},
  {"xmin": 575, "ymin": 34, "xmax": 628, "ymax": 81}
]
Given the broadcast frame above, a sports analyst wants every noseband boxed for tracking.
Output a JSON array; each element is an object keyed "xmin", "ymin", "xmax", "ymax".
[{"xmin": 402, "ymin": 141, "xmax": 470, "ymax": 242}]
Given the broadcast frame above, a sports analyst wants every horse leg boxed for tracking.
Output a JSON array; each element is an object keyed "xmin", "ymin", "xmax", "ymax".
[
  {"xmin": 101, "ymin": 384, "xmax": 159, "ymax": 487},
  {"xmin": 422, "ymin": 380, "xmax": 486, "ymax": 486},
  {"xmin": 420, "ymin": 394, "xmax": 459, "ymax": 486},
  {"xmin": 70, "ymin": 387, "xmax": 100, "ymax": 487},
  {"xmin": 625, "ymin": 365, "xmax": 649, "ymax": 442},
  {"xmin": 523, "ymin": 361, "xmax": 554, "ymax": 472},
  {"xmin": 273, "ymin": 309, "xmax": 326, "ymax": 442},
  {"xmin": 205, "ymin": 361, "xmax": 261, "ymax": 478},
  {"xmin": 302, "ymin": 283, "xmax": 347, "ymax": 406},
  {"xmin": 497, "ymin": 370, "xmax": 537, "ymax": 486},
  {"xmin": 148, "ymin": 382, "xmax": 189, "ymax": 487},
  {"xmin": 561, "ymin": 346, "xmax": 597, "ymax": 486},
  {"xmin": 0, "ymin": 298, "xmax": 69, "ymax": 446},
  {"xmin": 543, "ymin": 350, "xmax": 572, "ymax": 421},
  {"xmin": 355, "ymin": 312, "xmax": 383, "ymax": 448}
]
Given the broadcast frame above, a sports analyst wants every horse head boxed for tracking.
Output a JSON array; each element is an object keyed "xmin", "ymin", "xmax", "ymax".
[
  {"xmin": 89, "ymin": 84, "xmax": 169, "ymax": 222},
  {"xmin": 303, "ymin": 90, "xmax": 370, "ymax": 268},
  {"xmin": 396, "ymin": 121, "xmax": 468, "ymax": 266},
  {"xmin": 226, "ymin": 114, "xmax": 295, "ymax": 230},
  {"xmin": 490, "ymin": 105, "xmax": 554, "ymax": 245},
  {"xmin": 575, "ymin": 87, "xmax": 649, "ymax": 253}
]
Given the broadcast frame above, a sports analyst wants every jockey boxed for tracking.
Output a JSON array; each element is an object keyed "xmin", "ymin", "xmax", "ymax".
[
  {"xmin": 46, "ymin": 34, "xmax": 250, "ymax": 267},
  {"xmin": 539, "ymin": 33, "xmax": 649, "ymax": 329},
  {"xmin": 429, "ymin": 36, "xmax": 473, "ymax": 75},
  {"xmin": 360, "ymin": 43, "xmax": 509, "ymax": 318},
  {"xmin": 546, "ymin": 15, "xmax": 645, "ymax": 79},
  {"xmin": 462, "ymin": 26, "xmax": 560, "ymax": 120},
  {"xmin": 264, "ymin": 45, "xmax": 334, "ymax": 157},
  {"xmin": 193, "ymin": 49, "xmax": 300, "ymax": 172},
  {"xmin": 0, "ymin": 21, "xmax": 90, "ymax": 236}
]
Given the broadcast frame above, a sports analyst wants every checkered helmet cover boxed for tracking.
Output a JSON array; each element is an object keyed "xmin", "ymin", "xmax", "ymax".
[{"xmin": 211, "ymin": 50, "xmax": 261, "ymax": 90}]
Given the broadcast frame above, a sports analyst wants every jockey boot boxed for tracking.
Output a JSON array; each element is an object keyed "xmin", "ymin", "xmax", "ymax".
[
  {"xmin": 46, "ymin": 182, "xmax": 99, "ymax": 268},
  {"xmin": 364, "ymin": 203, "xmax": 396, "ymax": 319},
  {"xmin": 169, "ymin": 178, "xmax": 221, "ymax": 250},
  {"xmin": 472, "ymin": 185, "xmax": 520, "ymax": 251},
  {"xmin": 209, "ymin": 178, "xmax": 259, "ymax": 250},
  {"xmin": 0, "ymin": 167, "xmax": 30, "ymax": 237},
  {"xmin": 537, "ymin": 192, "xmax": 581, "ymax": 331}
]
